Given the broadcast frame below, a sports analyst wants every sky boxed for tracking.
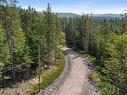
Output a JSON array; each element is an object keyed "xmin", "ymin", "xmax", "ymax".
[{"xmin": 17, "ymin": 0, "xmax": 127, "ymax": 14}]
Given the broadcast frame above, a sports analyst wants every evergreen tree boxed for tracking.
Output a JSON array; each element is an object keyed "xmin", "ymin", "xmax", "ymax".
[{"xmin": 43, "ymin": 3, "xmax": 57, "ymax": 64}]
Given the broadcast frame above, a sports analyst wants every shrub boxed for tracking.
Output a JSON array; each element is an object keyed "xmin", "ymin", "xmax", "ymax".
[{"xmin": 88, "ymin": 71, "xmax": 100, "ymax": 82}]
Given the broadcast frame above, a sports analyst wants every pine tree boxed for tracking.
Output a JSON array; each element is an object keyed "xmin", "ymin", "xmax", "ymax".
[{"xmin": 43, "ymin": 3, "xmax": 57, "ymax": 64}]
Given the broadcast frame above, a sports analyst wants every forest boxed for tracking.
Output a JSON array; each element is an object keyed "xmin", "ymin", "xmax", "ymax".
[{"xmin": 0, "ymin": 0, "xmax": 127, "ymax": 95}]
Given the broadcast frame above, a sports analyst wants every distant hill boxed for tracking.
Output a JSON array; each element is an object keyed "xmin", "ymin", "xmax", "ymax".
[
  {"xmin": 57, "ymin": 12, "xmax": 121, "ymax": 19},
  {"xmin": 89, "ymin": 14, "xmax": 120, "ymax": 18},
  {"xmin": 90, "ymin": 14, "xmax": 121, "ymax": 20},
  {"xmin": 57, "ymin": 13, "xmax": 80, "ymax": 18}
]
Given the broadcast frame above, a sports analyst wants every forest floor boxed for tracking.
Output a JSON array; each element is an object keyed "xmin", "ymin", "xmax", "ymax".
[
  {"xmin": 0, "ymin": 78, "xmax": 31, "ymax": 95},
  {"xmin": 50, "ymin": 47, "xmax": 99, "ymax": 95},
  {"xmin": 0, "ymin": 66, "xmax": 55, "ymax": 95}
]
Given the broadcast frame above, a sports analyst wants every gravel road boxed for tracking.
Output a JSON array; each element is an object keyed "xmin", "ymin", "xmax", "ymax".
[{"xmin": 52, "ymin": 47, "xmax": 99, "ymax": 95}]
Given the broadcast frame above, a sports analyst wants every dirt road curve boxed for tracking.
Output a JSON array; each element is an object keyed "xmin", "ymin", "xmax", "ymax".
[{"xmin": 52, "ymin": 47, "xmax": 99, "ymax": 95}]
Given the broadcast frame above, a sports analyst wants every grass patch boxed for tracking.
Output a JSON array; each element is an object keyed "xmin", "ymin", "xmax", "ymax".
[
  {"xmin": 88, "ymin": 71, "xmax": 100, "ymax": 82},
  {"xmin": 27, "ymin": 50, "xmax": 65, "ymax": 95}
]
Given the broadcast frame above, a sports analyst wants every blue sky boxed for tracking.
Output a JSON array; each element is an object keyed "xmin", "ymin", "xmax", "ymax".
[{"xmin": 17, "ymin": 0, "xmax": 127, "ymax": 14}]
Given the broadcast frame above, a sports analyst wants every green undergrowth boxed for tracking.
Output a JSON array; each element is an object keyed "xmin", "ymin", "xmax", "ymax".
[{"xmin": 27, "ymin": 50, "xmax": 65, "ymax": 95}]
